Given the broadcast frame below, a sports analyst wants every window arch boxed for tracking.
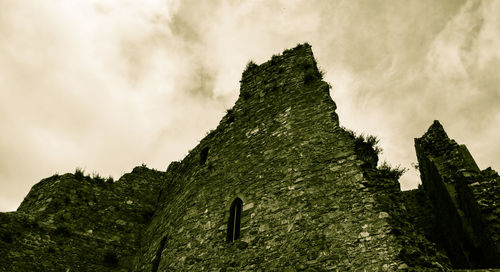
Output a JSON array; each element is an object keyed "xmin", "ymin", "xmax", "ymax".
[
  {"xmin": 200, "ymin": 147, "xmax": 209, "ymax": 165},
  {"xmin": 227, "ymin": 197, "xmax": 243, "ymax": 242},
  {"xmin": 151, "ymin": 236, "xmax": 167, "ymax": 272}
]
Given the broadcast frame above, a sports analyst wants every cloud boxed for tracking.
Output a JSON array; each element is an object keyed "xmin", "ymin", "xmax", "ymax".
[
  {"xmin": 1, "ymin": 0, "xmax": 499, "ymax": 210},
  {"xmin": 0, "ymin": 0, "xmax": 232, "ymax": 211},
  {"xmin": 333, "ymin": 0, "xmax": 500, "ymax": 189}
]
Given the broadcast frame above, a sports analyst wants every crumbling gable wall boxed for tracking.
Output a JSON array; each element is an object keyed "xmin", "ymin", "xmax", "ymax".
[
  {"xmin": 134, "ymin": 44, "xmax": 447, "ymax": 271},
  {"xmin": 3, "ymin": 44, "xmax": 486, "ymax": 271},
  {"xmin": 415, "ymin": 120, "xmax": 500, "ymax": 268}
]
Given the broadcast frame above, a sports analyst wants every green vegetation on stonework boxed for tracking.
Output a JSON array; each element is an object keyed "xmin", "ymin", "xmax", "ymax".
[
  {"xmin": 282, "ymin": 42, "xmax": 311, "ymax": 55},
  {"xmin": 74, "ymin": 167, "xmax": 85, "ymax": 180},
  {"xmin": 244, "ymin": 60, "xmax": 258, "ymax": 73},
  {"xmin": 343, "ymin": 127, "xmax": 407, "ymax": 179},
  {"xmin": 302, "ymin": 61, "xmax": 324, "ymax": 84},
  {"xmin": 74, "ymin": 167, "xmax": 114, "ymax": 184},
  {"xmin": 91, "ymin": 172, "xmax": 105, "ymax": 183},
  {"xmin": 343, "ymin": 127, "xmax": 382, "ymax": 155},
  {"xmin": 378, "ymin": 161, "xmax": 408, "ymax": 180},
  {"xmin": 356, "ymin": 134, "xmax": 382, "ymax": 155}
]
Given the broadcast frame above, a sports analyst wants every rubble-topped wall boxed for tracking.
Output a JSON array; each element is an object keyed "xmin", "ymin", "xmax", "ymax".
[
  {"xmin": 134, "ymin": 44, "xmax": 448, "ymax": 271},
  {"xmin": 0, "ymin": 166, "xmax": 166, "ymax": 271},
  {"xmin": 5, "ymin": 44, "xmax": 497, "ymax": 271},
  {"xmin": 415, "ymin": 120, "xmax": 500, "ymax": 268}
]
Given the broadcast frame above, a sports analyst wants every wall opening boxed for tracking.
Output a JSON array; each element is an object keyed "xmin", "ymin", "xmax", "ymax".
[
  {"xmin": 225, "ymin": 109, "xmax": 235, "ymax": 124},
  {"xmin": 200, "ymin": 147, "xmax": 209, "ymax": 165},
  {"xmin": 151, "ymin": 236, "xmax": 167, "ymax": 272},
  {"xmin": 227, "ymin": 197, "xmax": 243, "ymax": 242}
]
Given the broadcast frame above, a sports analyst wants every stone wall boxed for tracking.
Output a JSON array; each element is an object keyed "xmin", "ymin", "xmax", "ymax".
[
  {"xmin": 133, "ymin": 44, "xmax": 447, "ymax": 271},
  {"xmin": 415, "ymin": 120, "xmax": 500, "ymax": 268},
  {"xmin": 2, "ymin": 44, "xmax": 497, "ymax": 271},
  {"xmin": 0, "ymin": 166, "xmax": 165, "ymax": 271}
]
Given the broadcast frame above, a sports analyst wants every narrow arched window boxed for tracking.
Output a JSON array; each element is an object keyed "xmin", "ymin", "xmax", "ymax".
[
  {"xmin": 227, "ymin": 197, "xmax": 243, "ymax": 242},
  {"xmin": 200, "ymin": 147, "xmax": 209, "ymax": 165},
  {"xmin": 151, "ymin": 236, "xmax": 167, "ymax": 272}
]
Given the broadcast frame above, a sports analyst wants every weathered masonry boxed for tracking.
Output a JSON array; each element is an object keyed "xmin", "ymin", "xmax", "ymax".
[
  {"xmin": 415, "ymin": 120, "xmax": 500, "ymax": 269},
  {"xmin": 131, "ymin": 44, "xmax": 448, "ymax": 271},
  {"xmin": 1, "ymin": 44, "xmax": 499, "ymax": 271}
]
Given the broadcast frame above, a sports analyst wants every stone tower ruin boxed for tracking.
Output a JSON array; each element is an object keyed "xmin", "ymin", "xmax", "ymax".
[{"xmin": 1, "ymin": 44, "xmax": 499, "ymax": 271}]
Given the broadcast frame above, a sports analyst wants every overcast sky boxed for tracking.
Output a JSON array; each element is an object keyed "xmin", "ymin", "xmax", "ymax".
[{"xmin": 1, "ymin": 0, "xmax": 499, "ymax": 211}]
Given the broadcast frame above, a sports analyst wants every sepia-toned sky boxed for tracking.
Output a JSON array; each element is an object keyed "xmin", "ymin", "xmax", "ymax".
[{"xmin": 1, "ymin": 0, "xmax": 499, "ymax": 211}]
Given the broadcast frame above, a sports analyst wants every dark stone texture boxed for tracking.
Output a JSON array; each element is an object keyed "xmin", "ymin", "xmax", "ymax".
[
  {"xmin": 132, "ymin": 44, "xmax": 446, "ymax": 271},
  {"xmin": 415, "ymin": 120, "xmax": 500, "ymax": 269},
  {"xmin": 0, "ymin": 45, "xmax": 497, "ymax": 271},
  {"xmin": 0, "ymin": 166, "xmax": 165, "ymax": 271}
]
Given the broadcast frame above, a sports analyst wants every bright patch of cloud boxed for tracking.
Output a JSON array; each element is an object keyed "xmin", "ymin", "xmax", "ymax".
[{"xmin": 1, "ymin": 0, "xmax": 499, "ymax": 210}]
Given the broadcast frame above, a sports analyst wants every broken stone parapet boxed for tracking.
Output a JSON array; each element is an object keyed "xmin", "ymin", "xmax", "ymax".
[
  {"xmin": 2, "ymin": 45, "xmax": 498, "ymax": 271},
  {"xmin": 415, "ymin": 120, "xmax": 500, "ymax": 268}
]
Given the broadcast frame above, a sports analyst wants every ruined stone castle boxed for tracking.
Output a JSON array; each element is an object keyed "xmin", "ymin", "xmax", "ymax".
[{"xmin": 1, "ymin": 44, "xmax": 499, "ymax": 271}]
